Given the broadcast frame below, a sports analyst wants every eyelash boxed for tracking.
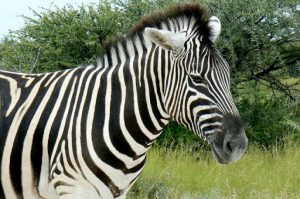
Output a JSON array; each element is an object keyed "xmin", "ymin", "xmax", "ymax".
[{"xmin": 190, "ymin": 75, "xmax": 207, "ymax": 85}]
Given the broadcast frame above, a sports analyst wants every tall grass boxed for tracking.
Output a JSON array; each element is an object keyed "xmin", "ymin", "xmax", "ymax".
[{"xmin": 128, "ymin": 142, "xmax": 300, "ymax": 199}]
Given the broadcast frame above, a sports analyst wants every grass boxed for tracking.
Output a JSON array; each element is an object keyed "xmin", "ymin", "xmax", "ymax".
[{"xmin": 127, "ymin": 143, "xmax": 300, "ymax": 199}]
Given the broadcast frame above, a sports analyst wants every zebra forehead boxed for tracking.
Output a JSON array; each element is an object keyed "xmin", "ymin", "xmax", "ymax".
[{"xmin": 130, "ymin": 3, "xmax": 210, "ymax": 35}]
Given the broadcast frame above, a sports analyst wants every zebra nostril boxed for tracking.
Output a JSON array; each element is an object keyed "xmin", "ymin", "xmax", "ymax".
[
  {"xmin": 224, "ymin": 140, "xmax": 239, "ymax": 155},
  {"xmin": 226, "ymin": 141, "xmax": 233, "ymax": 153}
]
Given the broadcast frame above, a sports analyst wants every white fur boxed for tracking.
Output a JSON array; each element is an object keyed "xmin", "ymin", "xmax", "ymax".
[{"xmin": 208, "ymin": 16, "xmax": 221, "ymax": 42}]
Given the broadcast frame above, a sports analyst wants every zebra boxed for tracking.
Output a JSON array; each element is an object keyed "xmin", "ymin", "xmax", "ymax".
[{"xmin": 0, "ymin": 3, "xmax": 248, "ymax": 199}]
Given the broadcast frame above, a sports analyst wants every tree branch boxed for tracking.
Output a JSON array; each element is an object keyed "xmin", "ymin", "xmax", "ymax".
[
  {"xmin": 255, "ymin": 16, "xmax": 266, "ymax": 24},
  {"xmin": 222, "ymin": 11, "xmax": 231, "ymax": 23},
  {"xmin": 239, "ymin": 61, "xmax": 283, "ymax": 83},
  {"xmin": 259, "ymin": 75, "xmax": 298, "ymax": 101},
  {"xmin": 31, "ymin": 48, "xmax": 41, "ymax": 73}
]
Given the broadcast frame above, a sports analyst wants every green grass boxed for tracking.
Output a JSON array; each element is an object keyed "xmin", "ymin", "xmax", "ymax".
[{"xmin": 128, "ymin": 144, "xmax": 300, "ymax": 199}]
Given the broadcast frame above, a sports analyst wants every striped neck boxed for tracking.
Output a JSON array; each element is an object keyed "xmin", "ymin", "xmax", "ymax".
[{"xmin": 95, "ymin": 35, "xmax": 171, "ymax": 149}]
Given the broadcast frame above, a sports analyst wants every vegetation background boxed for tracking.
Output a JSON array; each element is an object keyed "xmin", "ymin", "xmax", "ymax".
[{"xmin": 0, "ymin": 0, "xmax": 299, "ymax": 198}]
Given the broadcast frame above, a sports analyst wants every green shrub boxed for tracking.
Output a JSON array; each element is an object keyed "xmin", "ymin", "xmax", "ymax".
[{"xmin": 0, "ymin": 0, "xmax": 299, "ymax": 148}]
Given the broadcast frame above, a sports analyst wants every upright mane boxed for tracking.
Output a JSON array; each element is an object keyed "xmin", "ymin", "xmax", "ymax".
[
  {"xmin": 99, "ymin": 3, "xmax": 211, "ymax": 65},
  {"xmin": 130, "ymin": 3, "xmax": 210, "ymax": 36}
]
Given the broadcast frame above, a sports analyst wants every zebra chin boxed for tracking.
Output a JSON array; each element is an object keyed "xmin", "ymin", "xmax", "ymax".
[{"xmin": 206, "ymin": 114, "xmax": 248, "ymax": 164}]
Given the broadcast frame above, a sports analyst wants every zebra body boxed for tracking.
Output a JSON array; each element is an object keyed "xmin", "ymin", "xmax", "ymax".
[{"xmin": 0, "ymin": 3, "xmax": 247, "ymax": 199}]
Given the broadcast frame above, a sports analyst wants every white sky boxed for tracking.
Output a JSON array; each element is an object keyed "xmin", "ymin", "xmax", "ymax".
[
  {"xmin": 1, "ymin": 1, "xmax": 299, "ymax": 39},
  {"xmin": 0, "ymin": 0, "xmax": 99, "ymax": 38}
]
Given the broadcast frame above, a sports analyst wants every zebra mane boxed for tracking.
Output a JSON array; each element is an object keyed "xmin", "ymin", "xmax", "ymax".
[
  {"xmin": 129, "ymin": 3, "xmax": 210, "ymax": 36},
  {"xmin": 98, "ymin": 3, "xmax": 211, "ymax": 65}
]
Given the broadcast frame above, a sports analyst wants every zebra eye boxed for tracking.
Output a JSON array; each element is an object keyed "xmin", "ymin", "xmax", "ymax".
[{"xmin": 190, "ymin": 75, "xmax": 207, "ymax": 85}]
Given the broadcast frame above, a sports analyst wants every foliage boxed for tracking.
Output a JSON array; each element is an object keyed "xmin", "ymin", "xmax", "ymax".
[
  {"xmin": 0, "ymin": 0, "xmax": 299, "ymax": 147},
  {"xmin": 203, "ymin": 0, "xmax": 300, "ymax": 100},
  {"xmin": 236, "ymin": 82, "xmax": 300, "ymax": 148},
  {"xmin": 1, "ymin": 2, "xmax": 126, "ymax": 72},
  {"xmin": 0, "ymin": 0, "xmax": 181, "ymax": 72},
  {"xmin": 155, "ymin": 121, "xmax": 208, "ymax": 149}
]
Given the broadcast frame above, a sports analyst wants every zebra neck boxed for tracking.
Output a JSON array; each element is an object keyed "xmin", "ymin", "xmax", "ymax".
[{"xmin": 93, "ymin": 37, "xmax": 171, "ymax": 154}]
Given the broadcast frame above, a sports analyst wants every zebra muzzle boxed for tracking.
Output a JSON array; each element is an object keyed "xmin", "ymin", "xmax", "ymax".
[{"xmin": 208, "ymin": 114, "xmax": 248, "ymax": 164}]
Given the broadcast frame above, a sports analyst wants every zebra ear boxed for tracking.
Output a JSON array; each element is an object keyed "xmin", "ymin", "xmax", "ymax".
[
  {"xmin": 144, "ymin": 28, "xmax": 186, "ymax": 51},
  {"xmin": 208, "ymin": 16, "xmax": 221, "ymax": 43}
]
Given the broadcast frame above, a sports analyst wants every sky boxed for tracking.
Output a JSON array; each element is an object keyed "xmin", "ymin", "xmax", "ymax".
[
  {"xmin": 0, "ymin": 0, "xmax": 99, "ymax": 38},
  {"xmin": 1, "ymin": 1, "xmax": 300, "ymax": 39}
]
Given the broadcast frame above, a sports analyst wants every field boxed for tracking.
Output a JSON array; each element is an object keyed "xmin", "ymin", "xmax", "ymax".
[{"xmin": 128, "ymin": 143, "xmax": 300, "ymax": 199}]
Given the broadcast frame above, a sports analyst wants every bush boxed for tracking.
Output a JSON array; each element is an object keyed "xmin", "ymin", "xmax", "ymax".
[
  {"xmin": 234, "ymin": 79, "xmax": 300, "ymax": 148},
  {"xmin": 0, "ymin": 0, "xmax": 299, "ymax": 148},
  {"xmin": 238, "ymin": 96, "xmax": 299, "ymax": 148},
  {"xmin": 0, "ymin": 0, "xmax": 182, "ymax": 72}
]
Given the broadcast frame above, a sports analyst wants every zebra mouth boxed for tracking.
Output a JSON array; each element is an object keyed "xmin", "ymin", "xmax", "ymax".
[
  {"xmin": 210, "ymin": 134, "xmax": 248, "ymax": 164},
  {"xmin": 210, "ymin": 144, "xmax": 229, "ymax": 164},
  {"xmin": 206, "ymin": 114, "xmax": 248, "ymax": 164}
]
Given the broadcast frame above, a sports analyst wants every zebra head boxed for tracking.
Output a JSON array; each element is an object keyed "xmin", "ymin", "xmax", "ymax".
[{"xmin": 145, "ymin": 10, "xmax": 248, "ymax": 164}]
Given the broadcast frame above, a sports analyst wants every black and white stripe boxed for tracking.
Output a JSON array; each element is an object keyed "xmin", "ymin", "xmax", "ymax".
[{"xmin": 0, "ymin": 3, "xmax": 247, "ymax": 199}]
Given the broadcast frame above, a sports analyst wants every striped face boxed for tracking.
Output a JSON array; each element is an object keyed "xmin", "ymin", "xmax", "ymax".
[
  {"xmin": 182, "ymin": 38, "xmax": 248, "ymax": 164},
  {"xmin": 183, "ymin": 38, "xmax": 238, "ymax": 136},
  {"xmin": 145, "ymin": 16, "xmax": 247, "ymax": 164}
]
